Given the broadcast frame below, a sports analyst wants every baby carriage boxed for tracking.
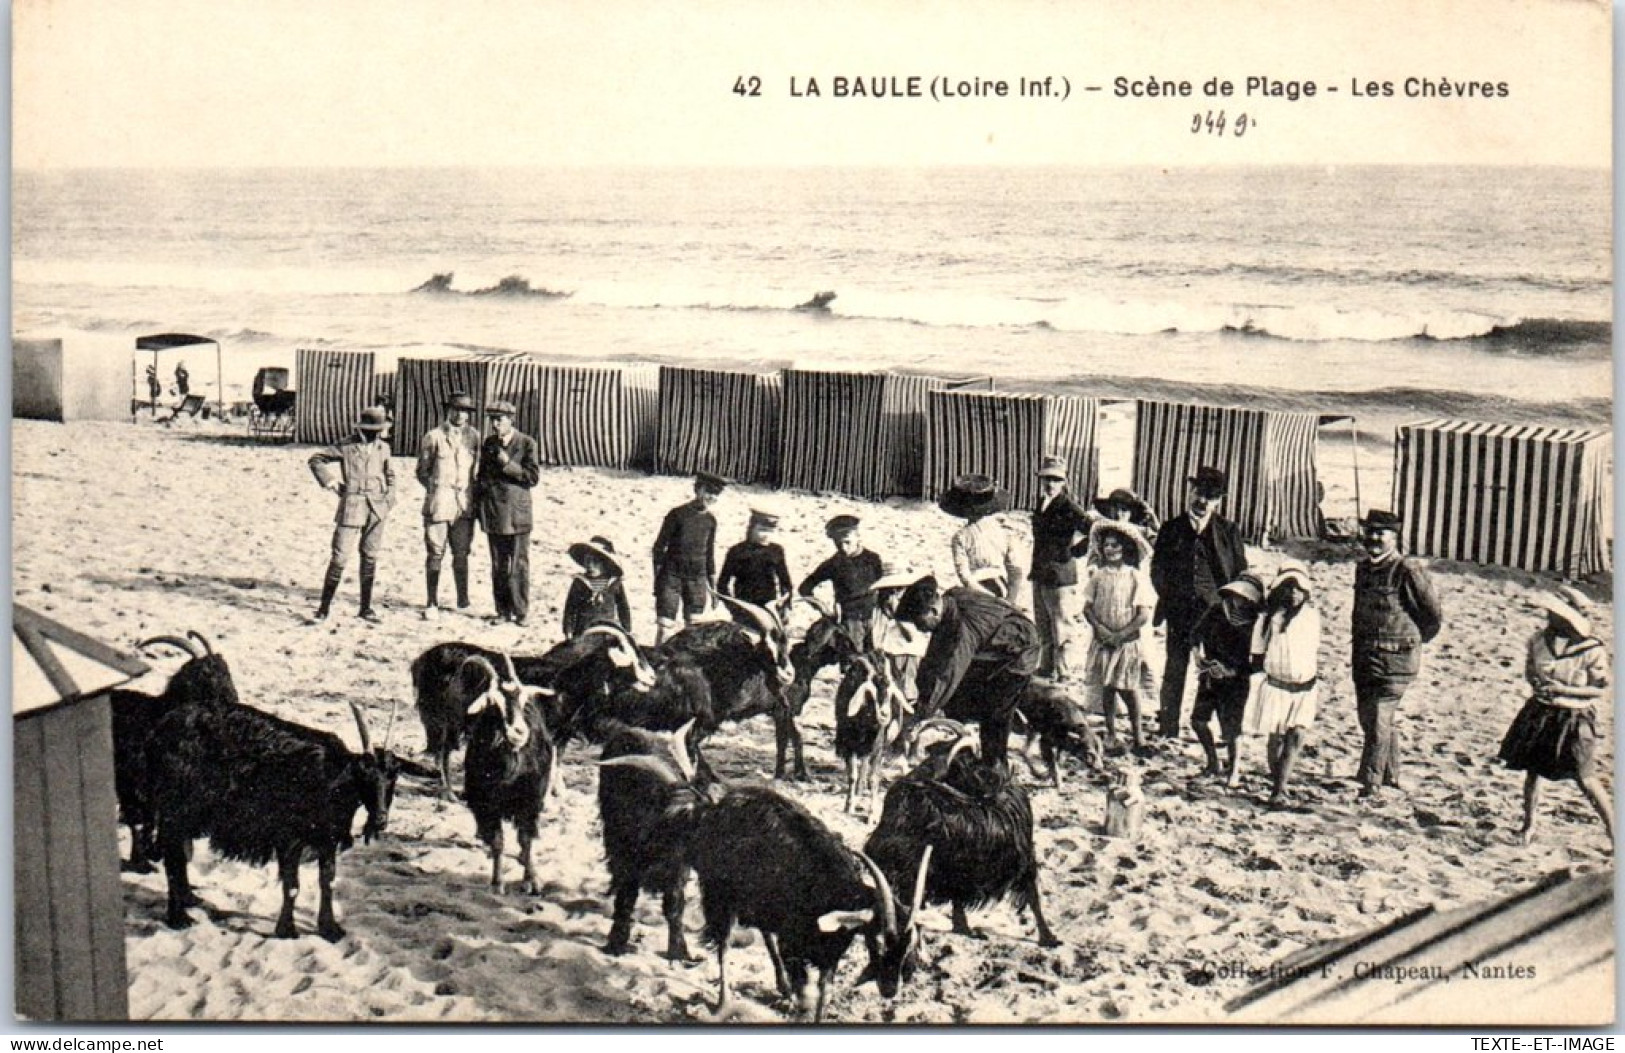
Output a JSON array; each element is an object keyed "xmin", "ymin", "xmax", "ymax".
[{"xmin": 248, "ymin": 366, "xmax": 296, "ymax": 440}]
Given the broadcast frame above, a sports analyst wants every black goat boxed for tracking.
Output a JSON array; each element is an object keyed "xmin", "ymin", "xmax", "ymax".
[
  {"xmin": 111, "ymin": 632, "xmax": 239, "ymax": 872},
  {"xmin": 833, "ymin": 654, "xmax": 911, "ymax": 814},
  {"xmin": 658, "ymin": 595, "xmax": 803, "ymax": 779},
  {"xmin": 785, "ymin": 597, "xmax": 864, "ymax": 722},
  {"xmin": 595, "ymin": 721, "xmax": 709, "ymax": 960},
  {"xmin": 412, "ymin": 625, "xmax": 656, "ymax": 797},
  {"xmin": 866, "ymin": 719, "xmax": 1061, "ymax": 948},
  {"xmin": 459, "ymin": 653, "xmax": 556, "ymax": 894},
  {"xmin": 1013, "ymin": 680, "xmax": 1103, "ymax": 789},
  {"xmin": 602, "ymin": 734, "xmax": 929, "ymax": 1021},
  {"xmin": 146, "ymin": 698, "xmax": 428, "ymax": 941}
]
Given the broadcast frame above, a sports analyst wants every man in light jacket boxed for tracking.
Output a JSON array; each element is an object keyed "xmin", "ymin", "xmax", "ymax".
[
  {"xmin": 416, "ymin": 392, "xmax": 481, "ymax": 620},
  {"xmin": 308, "ymin": 406, "xmax": 396, "ymax": 623}
]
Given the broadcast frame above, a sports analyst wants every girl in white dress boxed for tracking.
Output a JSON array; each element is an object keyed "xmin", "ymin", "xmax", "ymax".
[
  {"xmin": 1242, "ymin": 561, "xmax": 1321, "ymax": 807},
  {"xmin": 1082, "ymin": 520, "xmax": 1157, "ymax": 755}
]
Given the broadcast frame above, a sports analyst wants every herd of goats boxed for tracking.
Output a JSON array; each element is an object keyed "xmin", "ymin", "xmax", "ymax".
[{"xmin": 111, "ymin": 594, "xmax": 1104, "ymax": 1021}]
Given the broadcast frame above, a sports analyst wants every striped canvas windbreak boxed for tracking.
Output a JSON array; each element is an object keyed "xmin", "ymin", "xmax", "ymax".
[
  {"xmin": 880, "ymin": 374, "xmax": 993, "ymax": 497},
  {"xmin": 1393, "ymin": 419, "xmax": 1611, "ymax": 577},
  {"xmin": 924, "ymin": 390, "xmax": 1100, "ymax": 510},
  {"xmin": 294, "ymin": 349, "xmax": 377, "ymax": 445},
  {"xmin": 656, "ymin": 366, "xmax": 782, "ymax": 484},
  {"xmin": 1133, "ymin": 400, "xmax": 1322, "ymax": 544},
  {"xmin": 392, "ymin": 352, "xmax": 534, "ymax": 458}
]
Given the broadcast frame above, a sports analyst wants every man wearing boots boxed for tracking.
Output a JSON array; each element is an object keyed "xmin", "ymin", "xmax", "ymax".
[
  {"xmin": 416, "ymin": 391, "xmax": 481, "ymax": 620},
  {"xmin": 309, "ymin": 406, "xmax": 396, "ymax": 623},
  {"xmin": 475, "ymin": 401, "xmax": 542, "ymax": 626}
]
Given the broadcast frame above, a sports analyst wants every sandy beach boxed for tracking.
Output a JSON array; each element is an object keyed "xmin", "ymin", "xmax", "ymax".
[{"xmin": 13, "ymin": 416, "xmax": 1613, "ymax": 1025}]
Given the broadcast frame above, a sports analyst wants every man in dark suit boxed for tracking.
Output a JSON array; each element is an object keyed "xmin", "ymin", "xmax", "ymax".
[
  {"xmin": 1028, "ymin": 455, "xmax": 1092, "ymax": 680},
  {"xmin": 1150, "ymin": 466, "xmax": 1247, "ymax": 739},
  {"xmin": 475, "ymin": 400, "xmax": 542, "ymax": 626}
]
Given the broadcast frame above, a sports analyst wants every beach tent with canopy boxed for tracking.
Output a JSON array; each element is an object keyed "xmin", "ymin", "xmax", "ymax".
[
  {"xmin": 778, "ymin": 369, "xmax": 994, "ymax": 500},
  {"xmin": 1132, "ymin": 399, "xmax": 1326, "ymax": 544},
  {"xmin": 294, "ymin": 348, "xmax": 382, "ymax": 445},
  {"xmin": 1226, "ymin": 868, "xmax": 1611, "ymax": 1025},
  {"xmin": 1393, "ymin": 419, "xmax": 1611, "ymax": 577},
  {"xmin": 923, "ymin": 389, "xmax": 1101, "ymax": 510},
  {"xmin": 135, "ymin": 333, "xmax": 222, "ymax": 418},
  {"xmin": 14, "ymin": 605, "xmax": 147, "ymax": 1021},
  {"xmin": 12, "ymin": 337, "xmax": 129, "ymax": 422},
  {"xmin": 656, "ymin": 365, "xmax": 782, "ymax": 485}
]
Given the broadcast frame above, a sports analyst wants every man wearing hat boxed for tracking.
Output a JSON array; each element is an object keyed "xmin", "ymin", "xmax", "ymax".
[
  {"xmin": 718, "ymin": 505, "xmax": 793, "ymax": 611},
  {"xmin": 894, "ymin": 574, "xmax": 1041, "ymax": 767},
  {"xmin": 1150, "ymin": 465, "xmax": 1248, "ymax": 739},
  {"xmin": 308, "ymin": 406, "xmax": 397, "ymax": 623},
  {"xmin": 798, "ymin": 515, "xmax": 885, "ymax": 648},
  {"xmin": 940, "ymin": 474, "xmax": 1025, "ymax": 606},
  {"xmin": 1028, "ymin": 456, "xmax": 1093, "ymax": 679},
  {"xmin": 415, "ymin": 392, "xmax": 481, "ymax": 620},
  {"xmin": 474, "ymin": 400, "xmax": 542, "ymax": 626},
  {"xmin": 652, "ymin": 472, "xmax": 727, "ymax": 644},
  {"xmin": 1350, "ymin": 508, "xmax": 1443, "ymax": 799}
]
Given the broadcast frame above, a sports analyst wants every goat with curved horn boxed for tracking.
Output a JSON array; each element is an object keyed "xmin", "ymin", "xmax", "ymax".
[
  {"xmin": 137, "ymin": 635, "xmax": 205, "ymax": 660},
  {"xmin": 855, "ymin": 851, "xmax": 899, "ymax": 939},
  {"xmin": 186, "ymin": 631, "xmax": 214, "ymax": 656},
  {"xmin": 348, "ymin": 701, "xmax": 374, "ymax": 755}
]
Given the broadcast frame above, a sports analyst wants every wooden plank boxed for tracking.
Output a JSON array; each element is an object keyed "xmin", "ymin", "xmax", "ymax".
[
  {"xmin": 14, "ymin": 716, "xmax": 59, "ymax": 1021},
  {"xmin": 39, "ymin": 704, "xmax": 96, "ymax": 1020},
  {"xmin": 76, "ymin": 697, "xmax": 130, "ymax": 1020}
]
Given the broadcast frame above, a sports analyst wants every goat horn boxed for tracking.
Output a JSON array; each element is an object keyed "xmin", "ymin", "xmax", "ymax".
[
  {"xmin": 844, "ymin": 680, "xmax": 877, "ymax": 720},
  {"xmin": 499, "ymin": 650, "xmax": 519, "ymax": 684},
  {"xmin": 186, "ymin": 631, "xmax": 214, "ymax": 656},
  {"xmin": 348, "ymin": 701, "xmax": 374, "ymax": 754},
  {"xmin": 797, "ymin": 595, "xmax": 837, "ymax": 621},
  {"xmin": 669, "ymin": 720, "xmax": 698, "ymax": 783},
  {"xmin": 910, "ymin": 844, "xmax": 934, "ymax": 919},
  {"xmin": 855, "ymin": 852, "xmax": 898, "ymax": 939},
  {"xmin": 136, "ymin": 635, "xmax": 204, "ymax": 659},
  {"xmin": 943, "ymin": 732, "xmax": 979, "ymax": 773},
  {"xmin": 458, "ymin": 654, "xmax": 501, "ymax": 688},
  {"xmin": 597, "ymin": 754, "xmax": 683, "ymax": 784},
  {"xmin": 717, "ymin": 593, "xmax": 781, "ymax": 643},
  {"xmin": 383, "ymin": 696, "xmax": 400, "ymax": 751}
]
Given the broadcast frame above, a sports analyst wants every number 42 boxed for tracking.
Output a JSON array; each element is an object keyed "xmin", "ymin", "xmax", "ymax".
[{"xmin": 733, "ymin": 75, "xmax": 762, "ymax": 97}]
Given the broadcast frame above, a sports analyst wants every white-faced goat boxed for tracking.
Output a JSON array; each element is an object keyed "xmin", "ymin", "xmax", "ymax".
[
  {"xmin": 459, "ymin": 653, "xmax": 556, "ymax": 894},
  {"xmin": 657, "ymin": 595, "xmax": 804, "ymax": 779},
  {"xmin": 411, "ymin": 625, "xmax": 656, "ymax": 797},
  {"xmin": 600, "ymin": 726, "xmax": 931, "ymax": 1022},
  {"xmin": 864, "ymin": 719, "xmax": 1062, "ymax": 948},
  {"xmin": 111, "ymin": 632, "xmax": 239, "ymax": 872},
  {"xmin": 145, "ymin": 698, "xmax": 427, "ymax": 941},
  {"xmin": 833, "ymin": 654, "xmax": 912, "ymax": 814}
]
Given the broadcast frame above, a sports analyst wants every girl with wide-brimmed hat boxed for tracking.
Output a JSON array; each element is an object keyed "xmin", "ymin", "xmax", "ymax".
[
  {"xmin": 1240, "ymin": 560, "xmax": 1321, "ymax": 808},
  {"xmin": 562, "ymin": 535, "xmax": 632, "ymax": 638},
  {"xmin": 1498, "ymin": 585, "xmax": 1613, "ymax": 847},
  {"xmin": 1082, "ymin": 519, "xmax": 1157, "ymax": 755},
  {"xmin": 940, "ymin": 474, "xmax": 1026, "ymax": 605}
]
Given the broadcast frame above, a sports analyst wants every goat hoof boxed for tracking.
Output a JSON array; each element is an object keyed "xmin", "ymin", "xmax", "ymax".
[
  {"xmin": 604, "ymin": 939, "xmax": 632, "ymax": 957},
  {"xmin": 517, "ymin": 880, "xmax": 539, "ymax": 896},
  {"xmin": 273, "ymin": 921, "xmax": 298, "ymax": 939},
  {"xmin": 165, "ymin": 910, "xmax": 195, "ymax": 931},
  {"xmin": 317, "ymin": 922, "xmax": 346, "ymax": 943},
  {"xmin": 179, "ymin": 890, "xmax": 204, "ymax": 908},
  {"xmin": 666, "ymin": 947, "xmax": 703, "ymax": 965},
  {"xmin": 1039, "ymin": 933, "xmax": 1063, "ymax": 949}
]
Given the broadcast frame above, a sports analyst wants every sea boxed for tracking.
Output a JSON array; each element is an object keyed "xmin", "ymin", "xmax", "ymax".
[{"xmin": 11, "ymin": 165, "xmax": 1613, "ymax": 429}]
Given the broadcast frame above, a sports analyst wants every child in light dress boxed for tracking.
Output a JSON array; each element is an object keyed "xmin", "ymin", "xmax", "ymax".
[
  {"xmin": 1082, "ymin": 520, "xmax": 1157, "ymax": 756},
  {"xmin": 1241, "ymin": 561, "xmax": 1321, "ymax": 807}
]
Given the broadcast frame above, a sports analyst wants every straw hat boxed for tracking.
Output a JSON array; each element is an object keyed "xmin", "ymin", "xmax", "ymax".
[
  {"xmin": 868, "ymin": 562, "xmax": 922, "ymax": 595},
  {"xmin": 1219, "ymin": 575, "xmax": 1265, "ymax": 606},
  {"xmin": 1088, "ymin": 519, "xmax": 1153, "ymax": 564},
  {"xmin": 1533, "ymin": 584, "xmax": 1592, "ymax": 637},
  {"xmin": 1270, "ymin": 559, "xmax": 1313, "ymax": 596},
  {"xmin": 1092, "ymin": 487, "xmax": 1151, "ymax": 520},
  {"xmin": 568, "ymin": 536, "xmax": 622, "ymax": 577},
  {"xmin": 938, "ymin": 475, "xmax": 1009, "ymax": 519}
]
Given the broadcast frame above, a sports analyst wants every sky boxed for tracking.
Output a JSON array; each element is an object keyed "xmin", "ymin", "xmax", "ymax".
[{"xmin": 11, "ymin": 0, "xmax": 1613, "ymax": 168}]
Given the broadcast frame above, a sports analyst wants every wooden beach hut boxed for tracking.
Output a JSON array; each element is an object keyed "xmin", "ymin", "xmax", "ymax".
[
  {"xmin": 655, "ymin": 365, "xmax": 782, "ymax": 485},
  {"xmin": 391, "ymin": 351, "xmax": 544, "ymax": 458},
  {"xmin": 1226, "ymin": 868, "xmax": 1612, "ymax": 1026},
  {"xmin": 1132, "ymin": 399, "xmax": 1324, "ymax": 544},
  {"xmin": 923, "ymin": 389, "xmax": 1101, "ymax": 510},
  {"xmin": 12, "ymin": 337, "xmax": 130, "ymax": 423},
  {"xmin": 1393, "ymin": 419, "xmax": 1612, "ymax": 578},
  {"xmin": 294, "ymin": 348, "xmax": 381, "ymax": 445},
  {"xmin": 778, "ymin": 369, "xmax": 993, "ymax": 500},
  {"xmin": 14, "ymin": 606, "xmax": 148, "ymax": 1022}
]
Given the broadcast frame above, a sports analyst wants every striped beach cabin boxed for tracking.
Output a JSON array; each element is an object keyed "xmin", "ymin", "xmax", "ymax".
[
  {"xmin": 392, "ymin": 351, "xmax": 552, "ymax": 458},
  {"xmin": 778, "ymin": 369, "xmax": 993, "ymax": 500},
  {"xmin": 293, "ymin": 348, "xmax": 382, "ymax": 445},
  {"xmin": 1133, "ymin": 399, "xmax": 1324, "ymax": 544},
  {"xmin": 655, "ymin": 366, "xmax": 782, "ymax": 485},
  {"xmin": 1393, "ymin": 419, "xmax": 1611, "ymax": 577},
  {"xmin": 923, "ymin": 389, "xmax": 1101, "ymax": 510}
]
